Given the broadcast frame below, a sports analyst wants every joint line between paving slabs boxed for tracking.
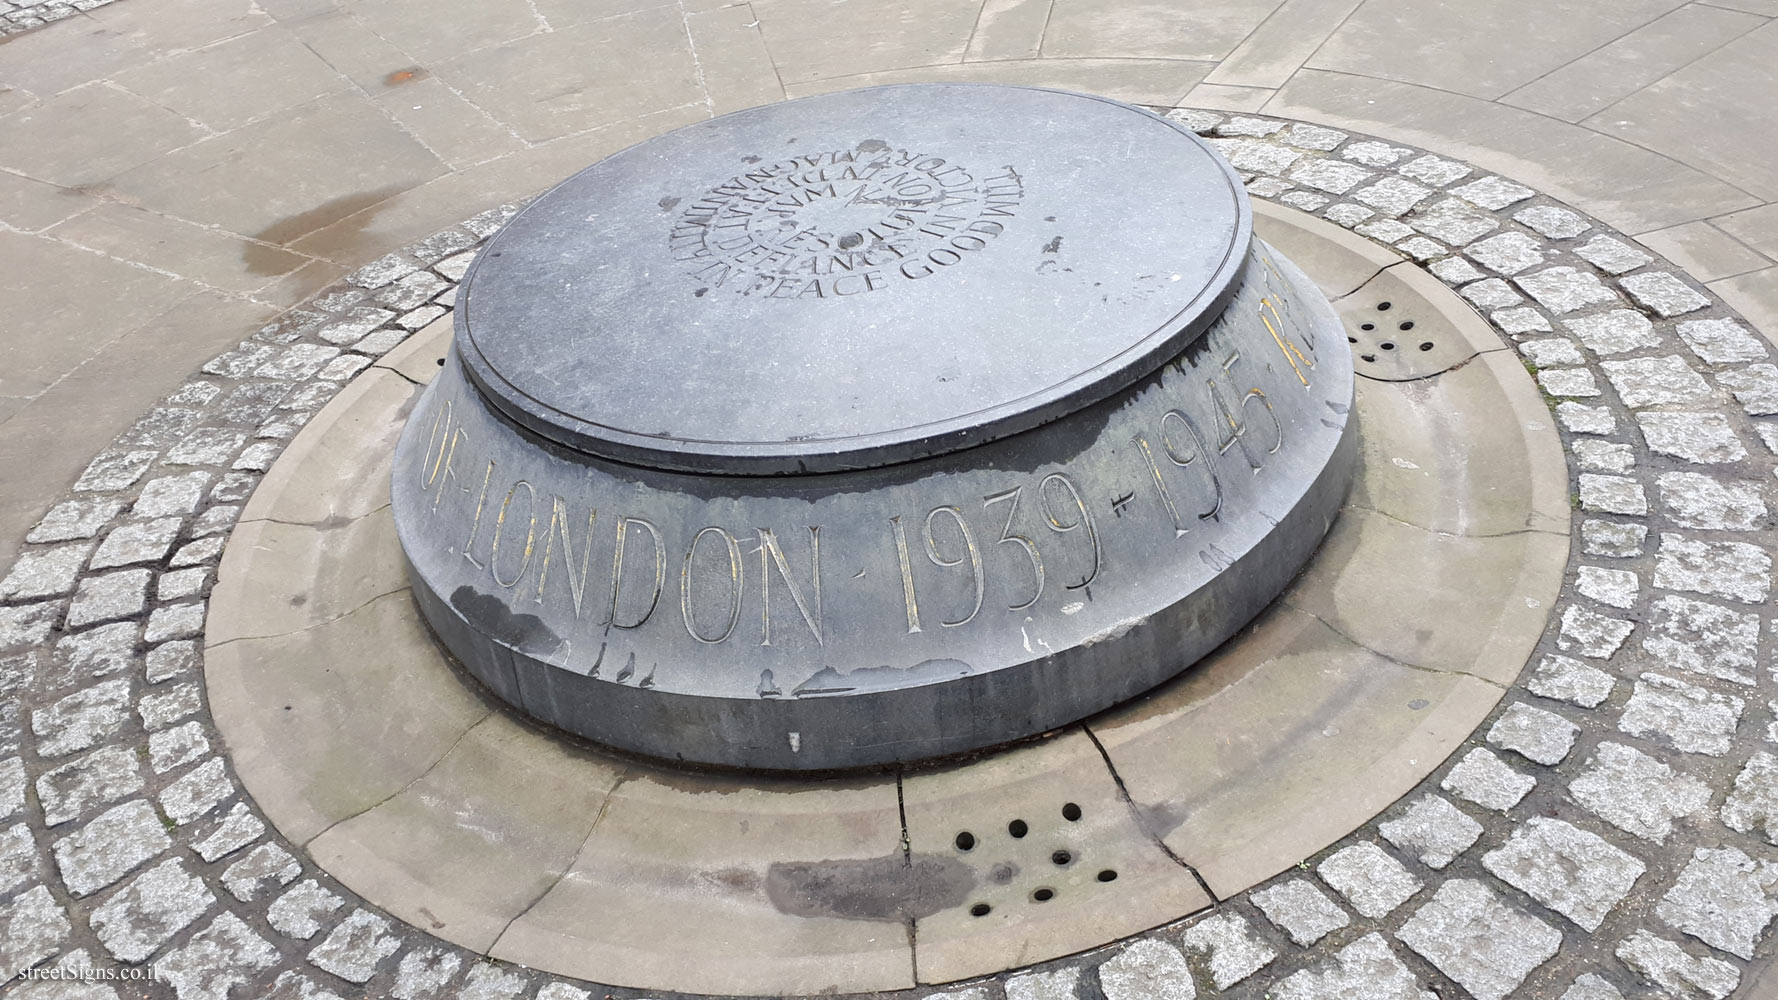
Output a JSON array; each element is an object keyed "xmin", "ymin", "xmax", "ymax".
[
  {"xmin": 486, "ymin": 771, "xmax": 634, "ymax": 956},
  {"xmin": 300, "ymin": 708, "xmax": 495, "ymax": 850},
  {"xmin": 895, "ymin": 770, "xmax": 920, "ymax": 983},
  {"xmin": 1081, "ymin": 723, "xmax": 1221, "ymax": 906}
]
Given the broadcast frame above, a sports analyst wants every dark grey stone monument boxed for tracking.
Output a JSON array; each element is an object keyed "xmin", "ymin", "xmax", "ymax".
[{"xmin": 390, "ymin": 84, "xmax": 1356, "ymax": 771}]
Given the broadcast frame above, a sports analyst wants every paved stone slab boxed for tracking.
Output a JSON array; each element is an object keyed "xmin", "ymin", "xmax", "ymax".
[
  {"xmin": 1557, "ymin": 604, "xmax": 1634, "ymax": 658},
  {"xmin": 1563, "ymin": 309, "xmax": 1661, "ymax": 356},
  {"xmin": 268, "ymin": 879, "xmax": 345, "ymax": 940},
  {"xmin": 1580, "ymin": 520, "xmax": 1645, "ymax": 559},
  {"xmin": 1637, "ymin": 411, "xmax": 1748, "ymax": 463},
  {"xmin": 1615, "ymin": 928, "xmax": 1739, "ymax": 999},
  {"xmin": 1569, "ymin": 742, "xmax": 1712, "ymax": 843},
  {"xmin": 1178, "ymin": 911, "xmax": 1275, "ymax": 989},
  {"xmin": 1557, "ymin": 401, "xmax": 1616, "ymax": 435},
  {"xmin": 1619, "ymin": 673, "xmax": 1744, "ymax": 756},
  {"xmin": 1657, "ymin": 471, "xmax": 1765, "ymax": 530},
  {"xmin": 391, "ymin": 948, "xmax": 465, "ymax": 1000},
  {"xmin": 1097, "ymin": 939, "xmax": 1194, "ymax": 1000},
  {"xmin": 192, "ymin": 802, "xmax": 261, "ymax": 863},
  {"xmin": 1378, "ymin": 794, "xmax": 1483, "ymax": 870},
  {"xmin": 1486, "ymin": 702, "xmax": 1580, "ymax": 765},
  {"xmin": 1723, "ymin": 752, "xmax": 1778, "ymax": 845},
  {"xmin": 1574, "ymin": 236, "xmax": 1652, "ymax": 275},
  {"xmin": 1270, "ymin": 933, "xmax": 1434, "ymax": 1000},
  {"xmin": 1600, "ymin": 356, "xmax": 1713, "ymax": 407},
  {"xmin": 1653, "ymin": 533, "xmax": 1772, "ymax": 603},
  {"xmin": 308, "ymin": 909, "xmax": 402, "ymax": 984},
  {"xmin": 153, "ymin": 912, "xmax": 279, "ymax": 1000},
  {"xmin": 0, "ymin": 543, "xmax": 90, "ymax": 600},
  {"xmin": 1481, "ymin": 817, "xmax": 1645, "ymax": 931},
  {"xmin": 1515, "ymin": 205, "xmax": 1589, "ymax": 239},
  {"xmin": 1250, "ymin": 879, "xmax": 1351, "ymax": 947},
  {"xmin": 1718, "ymin": 363, "xmax": 1778, "ymax": 415},
  {"xmin": 1005, "ymin": 967, "xmax": 1079, "ymax": 1000},
  {"xmin": 1577, "ymin": 474, "xmax": 1647, "ymax": 516},
  {"xmin": 1574, "ymin": 565, "xmax": 1637, "ymax": 608},
  {"xmin": 1622, "ymin": 272, "xmax": 1710, "ymax": 317},
  {"xmin": 1318, "ymin": 842, "xmax": 1422, "ymax": 918},
  {"xmin": 1677, "ymin": 317, "xmax": 1768, "ymax": 364},
  {"xmin": 1656, "ymin": 846, "xmax": 1778, "ymax": 959},
  {"xmin": 1516, "ymin": 267, "xmax": 1618, "ymax": 313},
  {"xmin": 1442, "ymin": 747, "xmax": 1536, "ymax": 811},
  {"xmin": 221, "ymin": 842, "xmax": 300, "ymax": 902},
  {"xmin": 1642, "ymin": 595, "xmax": 1759, "ymax": 686},
  {"xmin": 0, "ymin": 885, "xmax": 72, "ymax": 983},
  {"xmin": 1526, "ymin": 654, "xmax": 1615, "ymax": 708},
  {"xmin": 1396, "ymin": 879, "xmax": 1561, "ymax": 1000},
  {"xmin": 36, "ymin": 744, "xmax": 143, "ymax": 826},
  {"xmin": 1572, "ymin": 440, "xmax": 1635, "ymax": 474},
  {"xmin": 32, "ymin": 678, "xmax": 132, "ymax": 758},
  {"xmin": 52, "ymin": 798, "xmax": 171, "ymax": 897},
  {"xmin": 90, "ymin": 858, "xmax": 215, "ymax": 961}
]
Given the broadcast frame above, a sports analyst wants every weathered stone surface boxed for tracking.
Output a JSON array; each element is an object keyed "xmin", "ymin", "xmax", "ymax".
[
  {"xmin": 1573, "ymin": 236, "xmax": 1651, "ymax": 274},
  {"xmin": 1618, "ymin": 673, "xmax": 1744, "ymax": 756},
  {"xmin": 51, "ymin": 799, "xmax": 170, "ymax": 896},
  {"xmin": 1654, "ymin": 533, "xmax": 1771, "ymax": 603},
  {"xmin": 222, "ymin": 842, "xmax": 300, "ymax": 902},
  {"xmin": 0, "ymin": 886, "xmax": 71, "ymax": 980},
  {"xmin": 74, "ymin": 450, "xmax": 159, "ymax": 492},
  {"xmin": 1318, "ymin": 842, "xmax": 1421, "ymax": 918},
  {"xmin": 1342, "ymin": 141, "xmax": 1407, "ymax": 166},
  {"xmin": 36, "ymin": 745, "xmax": 143, "ymax": 825},
  {"xmin": 1527, "ymin": 654, "xmax": 1615, "ymax": 708},
  {"xmin": 1643, "ymin": 595, "xmax": 1758, "ymax": 686},
  {"xmin": 1442, "ymin": 747, "xmax": 1535, "ymax": 811},
  {"xmin": 0, "ymin": 543, "xmax": 90, "ymax": 600},
  {"xmin": 1637, "ymin": 412, "xmax": 1747, "ymax": 463},
  {"xmin": 1718, "ymin": 363, "xmax": 1778, "ymax": 415},
  {"xmin": 160, "ymin": 757, "xmax": 231, "ymax": 825},
  {"xmin": 66, "ymin": 570, "xmax": 151, "ymax": 629},
  {"xmin": 1557, "ymin": 604, "xmax": 1634, "ymax": 658},
  {"xmin": 1486, "ymin": 703, "xmax": 1580, "ymax": 765},
  {"xmin": 1378, "ymin": 794, "xmax": 1483, "ymax": 870},
  {"xmin": 1656, "ymin": 846, "xmax": 1778, "ymax": 960},
  {"xmin": 1468, "ymin": 232, "xmax": 1547, "ymax": 275},
  {"xmin": 1481, "ymin": 817, "xmax": 1645, "ymax": 931},
  {"xmin": 1271, "ymin": 933, "xmax": 1434, "ymax": 1000},
  {"xmin": 50, "ymin": 622, "xmax": 138, "ymax": 685},
  {"xmin": 1494, "ymin": 306, "xmax": 1551, "ymax": 334},
  {"xmin": 153, "ymin": 912, "xmax": 279, "ymax": 1000},
  {"xmin": 1325, "ymin": 204, "xmax": 1375, "ymax": 228},
  {"xmin": 1514, "ymin": 205, "xmax": 1588, "ymax": 239},
  {"xmin": 1725, "ymin": 753, "xmax": 1778, "ymax": 846},
  {"xmin": 1411, "ymin": 199, "xmax": 1498, "ymax": 246},
  {"xmin": 1520, "ymin": 338, "xmax": 1584, "ymax": 367},
  {"xmin": 33, "ymin": 678, "xmax": 132, "ymax": 758},
  {"xmin": 262, "ymin": 971, "xmax": 347, "ymax": 1000},
  {"xmin": 1451, "ymin": 176, "xmax": 1533, "ymax": 210},
  {"xmin": 391, "ymin": 948, "xmax": 465, "ymax": 999},
  {"xmin": 145, "ymin": 640, "xmax": 196, "ymax": 684},
  {"xmin": 1621, "ymin": 272, "xmax": 1710, "ymax": 317},
  {"xmin": 1004, "ymin": 966, "xmax": 1079, "ymax": 1000},
  {"xmin": 1357, "ymin": 218, "xmax": 1415, "ymax": 243},
  {"xmin": 1563, "ymin": 309, "xmax": 1660, "ymax": 356},
  {"xmin": 1396, "ymin": 879, "xmax": 1560, "ymax": 1000},
  {"xmin": 192, "ymin": 802, "xmax": 263, "ymax": 863},
  {"xmin": 145, "ymin": 603, "xmax": 206, "ymax": 644},
  {"xmin": 1581, "ymin": 520, "xmax": 1645, "ymax": 559},
  {"xmin": 27, "ymin": 498, "xmax": 126, "ymax": 544},
  {"xmin": 1677, "ymin": 317, "xmax": 1767, "ymax": 364},
  {"xmin": 1560, "ymin": 973, "xmax": 1624, "ymax": 1000},
  {"xmin": 148, "ymin": 721, "xmax": 209, "ymax": 775},
  {"xmin": 1464, "ymin": 278, "xmax": 1526, "ymax": 310},
  {"xmin": 1355, "ymin": 176, "xmax": 1433, "ymax": 215},
  {"xmin": 157, "ymin": 568, "xmax": 208, "ymax": 602},
  {"xmin": 90, "ymin": 858, "xmax": 215, "ymax": 962},
  {"xmin": 1575, "ymin": 565, "xmax": 1637, "ymax": 608},
  {"xmin": 268, "ymin": 879, "xmax": 344, "ymax": 940},
  {"xmin": 457, "ymin": 963, "xmax": 529, "ymax": 1000},
  {"xmin": 1600, "ymin": 356, "xmax": 1712, "ymax": 407},
  {"xmin": 1397, "ymin": 154, "xmax": 1470, "ymax": 187},
  {"xmin": 1538, "ymin": 368, "xmax": 1599, "ymax": 397},
  {"xmin": 1557, "ymin": 402, "xmax": 1615, "ymax": 435},
  {"xmin": 0, "ymin": 822, "xmax": 36, "ymax": 895},
  {"xmin": 1656, "ymin": 472, "xmax": 1765, "ymax": 530},
  {"xmin": 133, "ymin": 472, "xmax": 212, "ymax": 517},
  {"xmin": 1572, "ymin": 440, "xmax": 1634, "ymax": 474},
  {"xmin": 138, "ymin": 681, "xmax": 202, "ymax": 730},
  {"xmin": 1178, "ymin": 911, "xmax": 1274, "ymax": 989},
  {"xmin": 1569, "ymin": 742, "xmax": 1712, "ymax": 843},
  {"xmin": 1577, "ymin": 474, "xmax": 1647, "ymax": 516},
  {"xmin": 1616, "ymin": 929, "xmax": 1738, "ymax": 998},
  {"xmin": 1251, "ymin": 878, "xmax": 1350, "ymax": 946},
  {"xmin": 0, "ymin": 758, "xmax": 22, "ymax": 819},
  {"xmin": 1097, "ymin": 938, "xmax": 1194, "ymax": 1000},
  {"xmin": 1516, "ymin": 267, "xmax": 1617, "ymax": 314}
]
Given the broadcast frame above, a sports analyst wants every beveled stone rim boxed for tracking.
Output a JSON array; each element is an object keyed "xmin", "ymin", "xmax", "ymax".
[{"xmin": 454, "ymin": 84, "xmax": 1253, "ymax": 476}]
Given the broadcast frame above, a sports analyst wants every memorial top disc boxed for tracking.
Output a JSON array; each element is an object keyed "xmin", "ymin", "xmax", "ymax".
[{"xmin": 459, "ymin": 84, "xmax": 1249, "ymax": 475}]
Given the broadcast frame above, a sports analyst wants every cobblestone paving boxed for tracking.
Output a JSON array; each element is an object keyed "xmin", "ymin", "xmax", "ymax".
[
  {"xmin": 0, "ymin": 110, "xmax": 1775, "ymax": 998},
  {"xmin": 0, "ymin": 0, "xmax": 117, "ymax": 36}
]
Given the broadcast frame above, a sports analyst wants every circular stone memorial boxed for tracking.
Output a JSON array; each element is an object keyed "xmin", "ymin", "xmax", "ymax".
[{"xmin": 390, "ymin": 84, "xmax": 1357, "ymax": 771}]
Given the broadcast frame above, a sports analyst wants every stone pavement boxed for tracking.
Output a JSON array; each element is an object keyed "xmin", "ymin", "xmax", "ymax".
[
  {"xmin": 2, "ymin": 0, "xmax": 1777, "ymax": 576},
  {"xmin": 0, "ymin": 109, "xmax": 1775, "ymax": 999}
]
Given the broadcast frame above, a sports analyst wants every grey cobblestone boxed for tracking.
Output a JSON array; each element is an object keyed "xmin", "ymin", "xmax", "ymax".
[
  {"xmin": 1516, "ymin": 266, "xmax": 1618, "ymax": 313},
  {"xmin": 269, "ymin": 879, "xmax": 345, "ymax": 940},
  {"xmin": 1318, "ymin": 841, "xmax": 1422, "ymax": 918},
  {"xmin": 90, "ymin": 858, "xmax": 214, "ymax": 961},
  {"xmin": 1718, "ymin": 363, "xmax": 1778, "ymax": 414},
  {"xmin": 26, "ymin": 499, "xmax": 126, "ymax": 544},
  {"xmin": 1514, "ymin": 204, "xmax": 1589, "ymax": 239},
  {"xmin": 1480, "ymin": 817, "xmax": 1645, "ymax": 931},
  {"xmin": 191, "ymin": 802, "xmax": 262, "ymax": 863},
  {"xmin": 1486, "ymin": 702, "xmax": 1580, "ymax": 765},
  {"xmin": 1442, "ymin": 747, "xmax": 1535, "ymax": 811},
  {"xmin": 1577, "ymin": 473, "xmax": 1647, "ymax": 515},
  {"xmin": 1601, "ymin": 355, "xmax": 1713, "ymax": 407},
  {"xmin": 1574, "ymin": 565, "xmax": 1637, "ymax": 607},
  {"xmin": 52, "ymin": 799, "xmax": 170, "ymax": 896},
  {"xmin": 1251, "ymin": 878, "xmax": 1350, "ymax": 946},
  {"xmin": 1004, "ymin": 966, "xmax": 1079, "ymax": 1000},
  {"xmin": 1724, "ymin": 752, "xmax": 1778, "ymax": 845},
  {"xmin": 1526, "ymin": 654, "xmax": 1615, "ymax": 707},
  {"xmin": 1656, "ymin": 471, "xmax": 1765, "ymax": 530},
  {"xmin": 1573, "ymin": 235, "xmax": 1652, "ymax": 274},
  {"xmin": 1097, "ymin": 938, "xmax": 1194, "ymax": 1000},
  {"xmin": 1396, "ymin": 879, "xmax": 1560, "ymax": 1000},
  {"xmin": 1557, "ymin": 603, "xmax": 1634, "ymax": 658},
  {"xmin": 1677, "ymin": 317, "xmax": 1767, "ymax": 364},
  {"xmin": 0, "ymin": 886, "xmax": 72, "ymax": 980},
  {"xmin": 33, "ymin": 679, "xmax": 131, "ymax": 758},
  {"xmin": 1653, "ymin": 533, "xmax": 1771, "ymax": 603},
  {"xmin": 1468, "ymin": 232, "xmax": 1548, "ymax": 275},
  {"xmin": 1569, "ymin": 741, "xmax": 1712, "ymax": 843},
  {"xmin": 1557, "ymin": 401, "xmax": 1616, "ymax": 434},
  {"xmin": 1615, "ymin": 929, "xmax": 1738, "ymax": 999},
  {"xmin": 1637, "ymin": 411, "xmax": 1748, "ymax": 463},
  {"xmin": 153, "ymin": 912, "xmax": 279, "ymax": 1000},
  {"xmin": 90, "ymin": 517, "xmax": 182, "ymax": 569},
  {"xmin": 65, "ymin": 570, "xmax": 150, "ymax": 629},
  {"xmin": 1572, "ymin": 439, "xmax": 1634, "ymax": 473},
  {"xmin": 160, "ymin": 757, "xmax": 230, "ymax": 825},
  {"xmin": 0, "ymin": 544, "xmax": 90, "ymax": 600},
  {"xmin": 1563, "ymin": 309, "xmax": 1661, "ymax": 356},
  {"xmin": 1643, "ymin": 595, "xmax": 1759, "ymax": 685},
  {"xmin": 1178, "ymin": 910, "xmax": 1274, "ymax": 988},
  {"xmin": 36, "ymin": 745, "xmax": 142, "ymax": 826},
  {"xmin": 1619, "ymin": 673, "xmax": 1745, "ymax": 756},
  {"xmin": 222, "ymin": 842, "xmax": 300, "ymax": 901},
  {"xmin": 1378, "ymin": 794, "xmax": 1483, "ymax": 869},
  {"xmin": 1656, "ymin": 846, "xmax": 1778, "ymax": 959},
  {"xmin": 1621, "ymin": 272, "xmax": 1711, "ymax": 317},
  {"xmin": 1271, "ymin": 933, "xmax": 1433, "ymax": 1000}
]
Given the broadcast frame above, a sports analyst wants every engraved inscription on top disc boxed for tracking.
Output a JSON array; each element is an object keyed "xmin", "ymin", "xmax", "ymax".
[{"xmin": 668, "ymin": 142, "xmax": 1025, "ymax": 299}]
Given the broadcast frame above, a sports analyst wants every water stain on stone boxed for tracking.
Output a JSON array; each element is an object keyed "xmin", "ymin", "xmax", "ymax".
[
  {"xmin": 449, "ymin": 585, "xmax": 563, "ymax": 656},
  {"xmin": 245, "ymin": 186, "xmax": 407, "ymax": 276},
  {"xmin": 765, "ymin": 852, "xmax": 974, "ymax": 923}
]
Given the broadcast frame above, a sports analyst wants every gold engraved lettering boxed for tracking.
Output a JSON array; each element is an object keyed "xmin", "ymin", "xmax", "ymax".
[
  {"xmin": 606, "ymin": 517, "xmax": 665, "ymax": 630},
  {"xmin": 983, "ymin": 487, "xmax": 1043, "ymax": 611},
  {"xmin": 533, "ymin": 497, "xmax": 596, "ymax": 616},
  {"xmin": 1243, "ymin": 387, "xmax": 1284, "ymax": 457},
  {"xmin": 1260, "ymin": 297, "xmax": 1314, "ymax": 388},
  {"xmin": 758, "ymin": 527, "xmax": 822, "ymax": 646},
  {"xmin": 488, "ymin": 480, "xmax": 537, "ymax": 588},
  {"xmin": 461, "ymin": 459, "xmax": 496, "ymax": 568},
  {"xmin": 420, "ymin": 398, "xmax": 453, "ymax": 489},
  {"xmin": 681, "ymin": 526, "xmax": 743, "ymax": 644},
  {"xmin": 890, "ymin": 515, "xmax": 922, "ymax": 634},
  {"xmin": 1134, "ymin": 410, "xmax": 1222, "ymax": 535},
  {"xmin": 1039, "ymin": 473, "xmax": 1100, "ymax": 590},
  {"xmin": 1208, "ymin": 351, "xmax": 1264, "ymax": 472},
  {"xmin": 924, "ymin": 506, "xmax": 984, "ymax": 628}
]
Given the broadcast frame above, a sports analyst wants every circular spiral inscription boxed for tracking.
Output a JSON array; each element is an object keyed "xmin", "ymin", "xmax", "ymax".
[{"xmin": 668, "ymin": 140, "xmax": 1025, "ymax": 299}]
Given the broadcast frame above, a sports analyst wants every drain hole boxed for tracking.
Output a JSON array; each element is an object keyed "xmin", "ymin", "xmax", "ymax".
[
  {"xmin": 1377, "ymin": 301, "xmax": 1393, "ymax": 311},
  {"xmin": 1347, "ymin": 336, "xmax": 1356, "ymax": 343},
  {"xmin": 1381, "ymin": 342, "xmax": 1395, "ymax": 351},
  {"xmin": 955, "ymin": 832, "xmax": 975, "ymax": 852},
  {"xmin": 1032, "ymin": 887, "xmax": 1056, "ymax": 903},
  {"xmin": 435, "ymin": 357, "xmax": 446, "ymax": 366},
  {"xmin": 1062, "ymin": 803, "xmax": 1082, "ymax": 822},
  {"xmin": 1361, "ymin": 354, "xmax": 1377, "ymax": 363},
  {"xmin": 970, "ymin": 902, "xmax": 991, "ymax": 917},
  {"xmin": 1008, "ymin": 819, "xmax": 1029, "ymax": 839},
  {"xmin": 1098, "ymin": 869, "xmax": 1118, "ymax": 883},
  {"xmin": 1419, "ymin": 341, "xmax": 1434, "ymax": 352},
  {"xmin": 1360, "ymin": 322, "xmax": 1375, "ymax": 331},
  {"xmin": 1052, "ymin": 850, "xmax": 1073, "ymax": 866},
  {"xmin": 1399, "ymin": 320, "xmax": 1415, "ymax": 331}
]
